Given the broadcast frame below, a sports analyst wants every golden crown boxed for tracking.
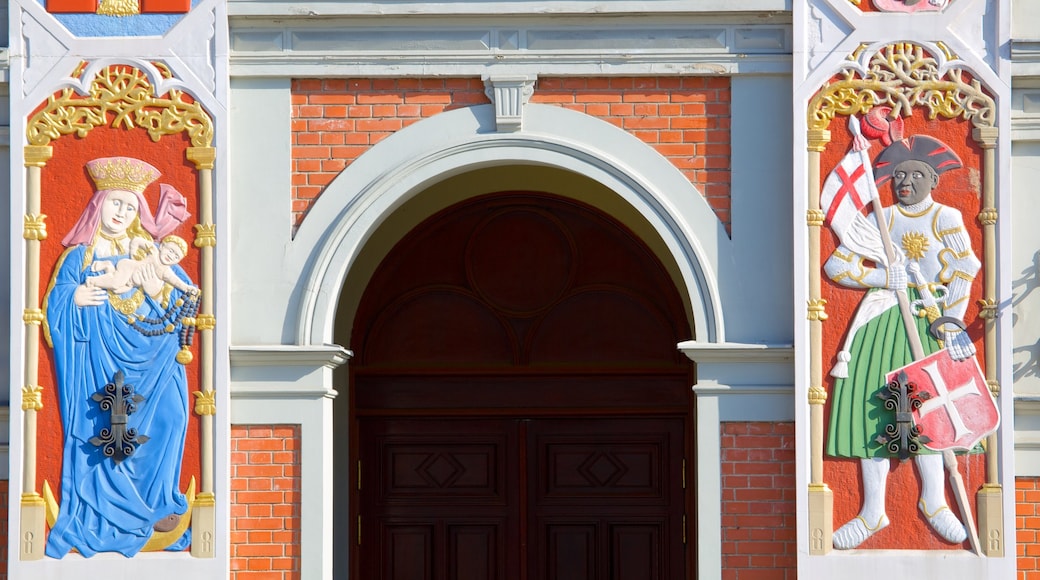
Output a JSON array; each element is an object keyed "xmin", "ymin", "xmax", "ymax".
[{"xmin": 86, "ymin": 157, "xmax": 161, "ymax": 194}]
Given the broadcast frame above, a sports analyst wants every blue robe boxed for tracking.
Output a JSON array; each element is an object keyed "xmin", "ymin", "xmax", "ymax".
[{"xmin": 44, "ymin": 244, "xmax": 191, "ymax": 557}]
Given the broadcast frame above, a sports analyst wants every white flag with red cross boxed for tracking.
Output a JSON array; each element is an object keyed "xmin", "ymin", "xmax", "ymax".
[
  {"xmin": 888, "ymin": 350, "xmax": 1000, "ymax": 452},
  {"xmin": 820, "ymin": 148, "xmax": 877, "ymax": 241}
]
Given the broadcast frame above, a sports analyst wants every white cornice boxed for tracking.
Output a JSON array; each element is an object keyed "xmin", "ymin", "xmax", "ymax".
[
  {"xmin": 678, "ymin": 340, "xmax": 794, "ymax": 363},
  {"xmin": 228, "ymin": 2, "xmax": 791, "ymax": 18},
  {"xmin": 230, "ymin": 344, "xmax": 353, "ymax": 369},
  {"xmin": 229, "ymin": 15, "xmax": 794, "ymax": 77}
]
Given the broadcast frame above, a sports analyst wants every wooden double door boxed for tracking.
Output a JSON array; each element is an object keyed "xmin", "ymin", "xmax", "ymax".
[
  {"xmin": 348, "ymin": 193, "xmax": 695, "ymax": 579},
  {"xmin": 357, "ymin": 414, "xmax": 687, "ymax": 580}
]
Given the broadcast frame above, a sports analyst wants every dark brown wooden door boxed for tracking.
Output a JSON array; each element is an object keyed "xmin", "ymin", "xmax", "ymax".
[
  {"xmin": 527, "ymin": 418, "xmax": 684, "ymax": 580},
  {"xmin": 358, "ymin": 416, "xmax": 685, "ymax": 580},
  {"xmin": 350, "ymin": 193, "xmax": 694, "ymax": 580}
]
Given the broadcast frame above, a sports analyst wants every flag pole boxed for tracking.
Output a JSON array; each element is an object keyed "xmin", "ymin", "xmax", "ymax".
[{"xmin": 850, "ymin": 116, "xmax": 982, "ymax": 555}]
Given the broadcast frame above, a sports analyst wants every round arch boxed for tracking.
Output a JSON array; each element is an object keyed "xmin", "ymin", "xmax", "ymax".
[{"xmin": 290, "ymin": 103, "xmax": 732, "ymax": 346}]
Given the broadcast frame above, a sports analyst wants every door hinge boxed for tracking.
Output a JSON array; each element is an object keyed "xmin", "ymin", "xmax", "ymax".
[
  {"xmin": 357, "ymin": 460, "xmax": 362, "ymax": 491},
  {"xmin": 682, "ymin": 458, "xmax": 686, "ymax": 490},
  {"xmin": 357, "ymin": 514, "xmax": 362, "ymax": 546},
  {"xmin": 682, "ymin": 514, "xmax": 687, "ymax": 544}
]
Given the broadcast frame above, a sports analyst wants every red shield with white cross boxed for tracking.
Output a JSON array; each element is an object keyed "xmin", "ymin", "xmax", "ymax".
[{"xmin": 887, "ymin": 350, "xmax": 1000, "ymax": 452}]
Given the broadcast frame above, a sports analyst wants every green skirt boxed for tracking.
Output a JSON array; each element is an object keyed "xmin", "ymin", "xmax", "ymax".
[{"xmin": 826, "ymin": 289, "xmax": 942, "ymax": 459}]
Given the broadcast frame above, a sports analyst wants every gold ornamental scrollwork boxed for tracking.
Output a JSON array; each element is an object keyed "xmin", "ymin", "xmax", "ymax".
[
  {"xmin": 26, "ymin": 65, "xmax": 214, "ymax": 148},
  {"xmin": 808, "ymin": 43, "xmax": 995, "ymax": 131}
]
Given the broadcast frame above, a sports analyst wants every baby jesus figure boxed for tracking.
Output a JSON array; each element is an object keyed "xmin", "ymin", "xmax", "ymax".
[{"xmin": 88, "ymin": 235, "xmax": 199, "ymax": 297}]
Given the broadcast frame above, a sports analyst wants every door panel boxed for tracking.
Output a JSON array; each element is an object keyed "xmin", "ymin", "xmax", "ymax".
[
  {"xmin": 361, "ymin": 418, "xmax": 519, "ymax": 580},
  {"xmin": 359, "ymin": 416, "xmax": 685, "ymax": 580},
  {"xmin": 529, "ymin": 418, "xmax": 684, "ymax": 580}
]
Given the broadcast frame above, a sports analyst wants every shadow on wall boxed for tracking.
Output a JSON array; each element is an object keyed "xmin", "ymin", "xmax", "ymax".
[{"xmin": 1014, "ymin": 250, "xmax": 1040, "ymax": 382}]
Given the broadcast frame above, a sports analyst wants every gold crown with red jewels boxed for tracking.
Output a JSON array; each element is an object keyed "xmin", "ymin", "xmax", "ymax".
[{"xmin": 86, "ymin": 157, "xmax": 161, "ymax": 194}]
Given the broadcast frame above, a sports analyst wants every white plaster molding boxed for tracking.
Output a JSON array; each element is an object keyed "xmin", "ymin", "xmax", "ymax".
[
  {"xmin": 1015, "ymin": 397, "xmax": 1040, "ymax": 476},
  {"xmin": 227, "ymin": 0, "xmax": 790, "ymax": 17},
  {"xmin": 800, "ymin": 0, "xmax": 1000, "ymax": 90},
  {"xmin": 289, "ymin": 103, "xmax": 729, "ymax": 347},
  {"xmin": 230, "ymin": 344, "xmax": 350, "ymax": 399},
  {"xmin": 230, "ymin": 344, "xmax": 352, "ymax": 369},
  {"xmin": 229, "ymin": 16, "xmax": 793, "ymax": 77},
  {"xmin": 229, "ymin": 345, "xmax": 348, "ymax": 580},
  {"xmin": 11, "ymin": 0, "xmax": 226, "ymax": 118},
  {"xmin": 482, "ymin": 74, "xmax": 535, "ymax": 133},
  {"xmin": 679, "ymin": 340, "xmax": 794, "ymax": 363},
  {"xmin": 1011, "ymin": 82, "xmax": 1040, "ymax": 141},
  {"xmin": 684, "ymin": 342, "xmax": 796, "ymax": 422},
  {"xmin": 1012, "ymin": 42, "xmax": 1040, "ymax": 79},
  {"xmin": 684, "ymin": 341, "xmax": 794, "ymax": 580}
]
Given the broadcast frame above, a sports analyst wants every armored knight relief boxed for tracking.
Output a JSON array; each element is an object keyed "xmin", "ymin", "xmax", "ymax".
[{"xmin": 804, "ymin": 41, "xmax": 1006, "ymax": 555}]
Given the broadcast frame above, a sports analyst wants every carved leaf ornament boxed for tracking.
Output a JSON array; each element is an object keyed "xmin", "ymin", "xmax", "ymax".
[{"xmin": 808, "ymin": 43, "xmax": 995, "ymax": 131}]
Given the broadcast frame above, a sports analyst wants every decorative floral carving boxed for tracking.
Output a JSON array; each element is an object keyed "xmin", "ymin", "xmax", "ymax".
[
  {"xmin": 26, "ymin": 65, "xmax": 213, "ymax": 148},
  {"xmin": 808, "ymin": 43, "xmax": 994, "ymax": 131}
]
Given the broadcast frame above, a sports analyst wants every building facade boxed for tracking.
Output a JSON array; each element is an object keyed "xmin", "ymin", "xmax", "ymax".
[{"xmin": 2, "ymin": 0, "xmax": 1040, "ymax": 578}]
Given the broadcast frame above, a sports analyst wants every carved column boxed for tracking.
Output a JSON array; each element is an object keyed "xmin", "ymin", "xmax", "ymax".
[
  {"xmin": 187, "ymin": 145, "xmax": 217, "ymax": 558},
  {"xmin": 973, "ymin": 125, "xmax": 1003, "ymax": 557},
  {"xmin": 806, "ymin": 129, "xmax": 832, "ymax": 555},
  {"xmin": 19, "ymin": 144, "xmax": 53, "ymax": 560}
]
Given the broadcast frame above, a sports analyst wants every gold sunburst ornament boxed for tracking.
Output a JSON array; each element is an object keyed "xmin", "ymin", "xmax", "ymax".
[{"xmin": 901, "ymin": 231, "xmax": 930, "ymax": 261}]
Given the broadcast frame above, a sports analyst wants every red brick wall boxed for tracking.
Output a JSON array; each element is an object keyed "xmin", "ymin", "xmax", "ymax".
[
  {"xmin": 1020, "ymin": 477, "xmax": 1040, "ymax": 579},
  {"xmin": 231, "ymin": 425, "xmax": 301, "ymax": 580},
  {"xmin": 290, "ymin": 76, "xmax": 732, "ymax": 231},
  {"xmin": 720, "ymin": 421, "xmax": 797, "ymax": 580},
  {"xmin": 290, "ymin": 78, "xmax": 489, "ymax": 227},
  {"xmin": 530, "ymin": 77, "xmax": 731, "ymax": 228}
]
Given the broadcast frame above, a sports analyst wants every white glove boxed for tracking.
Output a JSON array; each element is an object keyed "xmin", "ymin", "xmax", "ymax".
[
  {"xmin": 944, "ymin": 329, "xmax": 976, "ymax": 361},
  {"xmin": 885, "ymin": 263, "xmax": 907, "ymax": 291}
]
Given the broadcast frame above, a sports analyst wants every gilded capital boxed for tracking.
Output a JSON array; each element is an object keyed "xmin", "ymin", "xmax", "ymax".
[
  {"xmin": 807, "ymin": 129, "xmax": 831, "ymax": 152},
  {"xmin": 193, "ymin": 390, "xmax": 217, "ymax": 416},
  {"xmin": 978, "ymin": 208, "xmax": 998, "ymax": 226},
  {"xmin": 24, "ymin": 146, "xmax": 53, "ymax": 167},
  {"xmin": 22, "ymin": 385, "xmax": 44, "ymax": 411},
  {"xmin": 807, "ymin": 299, "xmax": 828, "ymax": 321},
  {"xmin": 809, "ymin": 385, "xmax": 828, "ymax": 405},
  {"xmin": 194, "ymin": 224, "xmax": 217, "ymax": 248},
  {"xmin": 807, "ymin": 209, "xmax": 825, "ymax": 227},
  {"xmin": 186, "ymin": 147, "xmax": 217, "ymax": 170},
  {"xmin": 977, "ymin": 298, "xmax": 999, "ymax": 319},
  {"xmin": 194, "ymin": 314, "xmax": 216, "ymax": 331},
  {"xmin": 972, "ymin": 127, "xmax": 999, "ymax": 149},
  {"xmin": 23, "ymin": 214, "xmax": 48, "ymax": 241},
  {"xmin": 986, "ymin": 380, "xmax": 1000, "ymax": 397},
  {"xmin": 23, "ymin": 308, "xmax": 45, "ymax": 326}
]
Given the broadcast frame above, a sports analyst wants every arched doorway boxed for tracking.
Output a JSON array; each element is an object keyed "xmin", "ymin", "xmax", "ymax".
[{"xmin": 347, "ymin": 192, "xmax": 694, "ymax": 579}]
